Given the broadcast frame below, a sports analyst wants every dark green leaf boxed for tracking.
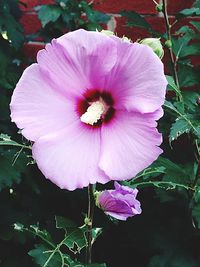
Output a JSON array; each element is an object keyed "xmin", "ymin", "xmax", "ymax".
[
  {"xmin": 179, "ymin": 43, "xmax": 200, "ymax": 57},
  {"xmin": 156, "ymin": 157, "xmax": 194, "ymax": 184},
  {"xmin": 55, "ymin": 216, "xmax": 87, "ymax": 253},
  {"xmin": 0, "ymin": 148, "xmax": 29, "ymax": 190},
  {"xmin": 194, "ymin": 0, "xmax": 200, "ymax": 8},
  {"xmin": 178, "ymin": 64, "xmax": 199, "ymax": 87},
  {"xmin": 121, "ymin": 11, "xmax": 154, "ymax": 33},
  {"xmin": 164, "ymin": 101, "xmax": 200, "ymax": 138},
  {"xmin": 28, "ymin": 244, "xmax": 61, "ymax": 267},
  {"xmin": 166, "ymin": 75, "xmax": 181, "ymax": 96},
  {"xmin": 55, "ymin": 216, "xmax": 77, "ymax": 229},
  {"xmin": 182, "ymin": 91, "xmax": 199, "ymax": 112},
  {"xmin": 0, "ymin": 14, "xmax": 24, "ymax": 49},
  {"xmin": 169, "ymin": 117, "xmax": 191, "ymax": 141},
  {"xmin": 192, "ymin": 200, "xmax": 200, "ymax": 229},
  {"xmin": 62, "ymin": 227, "xmax": 87, "ymax": 253},
  {"xmin": 81, "ymin": 2, "xmax": 110, "ymax": 24},
  {"xmin": 190, "ymin": 20, "xmax": 200, "ymax": 31},
  {"xmin": 177, "ymin": 7, "xmax": 200, "ymax": 18},
  {"xmin": 38, "ymin": 5, "xmax": 62, "ymax": 27},
  {"xmin": 132, "ymin": 166, "xmax": 166, "ymax": 180}
]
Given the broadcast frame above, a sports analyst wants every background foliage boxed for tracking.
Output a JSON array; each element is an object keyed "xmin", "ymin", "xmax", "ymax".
[{"xmin": 0, "ymin": 0, "xmax": 200, "ymax": 266}]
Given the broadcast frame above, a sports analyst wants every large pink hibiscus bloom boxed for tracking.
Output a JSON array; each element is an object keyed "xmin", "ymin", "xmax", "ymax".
[{"xmin": 10, "ymin": 29, "xmax": 167, "ymax": 191}]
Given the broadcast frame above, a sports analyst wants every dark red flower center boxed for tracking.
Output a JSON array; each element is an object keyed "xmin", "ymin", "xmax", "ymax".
[{"xmin": 77, "ymin": 89, "xmax": 115, "ymax": 127}]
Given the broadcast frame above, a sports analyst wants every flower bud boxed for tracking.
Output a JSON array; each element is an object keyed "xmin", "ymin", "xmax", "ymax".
[
  {"xmin": 156, "ymin": 4, "xmax": 163, "ymax": 12},
  {"xmin": 140, "ymin": 38, "xmax": 164, "ymax": 59},
  {"xmin": 121, "ymin": 36, "xmax": 131, "ymax": 42},
  {"xmin": 99, "ymin": 30, "xmax": 131, "ymax": 42},
  {"xmin": 99, "ymin": 30, "xmax": 114, "ymax": 36},
  {"xmin": 97, "ymin": 182, "xmax": 142, "ymax": 221},
  {"xmin": 60, "ymin": 1, "xmax": 66, "ymax": 8},
  {"xmin": 165, "ymin": 39, "xmax": 172, "ymax": 48}
]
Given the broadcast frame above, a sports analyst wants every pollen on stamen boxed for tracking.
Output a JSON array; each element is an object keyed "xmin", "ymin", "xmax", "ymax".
[{"xmin": 80, "ymin": 101, "xmax": 106, "ymax": 125}]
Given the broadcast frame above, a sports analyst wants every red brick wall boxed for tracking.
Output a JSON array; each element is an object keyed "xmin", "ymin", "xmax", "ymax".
[{"xmin": 20, "ymin": 0, "xmax": 195, "ymax": 60}]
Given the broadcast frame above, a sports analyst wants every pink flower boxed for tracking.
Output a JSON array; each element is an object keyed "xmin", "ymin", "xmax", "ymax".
[
  {"xmin": 10, "ymin": 29, "xmax": 167, "ymax": 191},
  {"xmin": 98, "ymin": 182, "xmax": 141, "ymax": 221}
]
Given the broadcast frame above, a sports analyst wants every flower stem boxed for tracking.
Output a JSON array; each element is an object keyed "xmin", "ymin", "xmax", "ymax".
[
  {"xmin": 192, "ymin": 141, "xmax": 200, "ymax": 189},
  {"xmin": 86, "ymin": 184, "xmax": 95, "ymax": 264},
  {"xmin": 162, "ymin": 0, "xmax": 180, "ymax": 92}
]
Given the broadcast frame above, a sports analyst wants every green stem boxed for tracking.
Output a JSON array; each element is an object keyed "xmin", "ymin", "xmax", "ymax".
[
  {"xmin": 129, "ymin": 181, "xmax": 195, "ymax": 191},
  {"xmin": 192, "ymin": 161, "xmax": 200, "ymax": 189},
  {"xmin": 192, "ymin": 141, "xmax": 200, "ymax": 189},
  {"xmin": 162, "ymin": 0, "xmax": 181, "ymax": 98},
  {"xmin": 86, "ymin": 184, "xmax": 95, "ymax": 264},
  {"xmin": 0, "ymin": 142, "xmax": 31, "ymax": 150}
]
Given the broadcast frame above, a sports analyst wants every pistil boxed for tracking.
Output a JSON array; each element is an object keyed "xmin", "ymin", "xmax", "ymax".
[{"xmin": 80, "ymin": 100, "xmax": 106, "ymax": 125}]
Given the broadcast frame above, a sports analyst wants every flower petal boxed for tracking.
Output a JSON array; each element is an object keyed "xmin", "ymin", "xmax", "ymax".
[
  {"xmin": 99, "ymin": 191, "xmax": 134, "ymax": 220},
  {"xmin": 32, "ymin": 122, "xmax": 109, "ymax": 191},
  {"xmin": 10, "ymin": 64, "xmax": 76, "ymax": 141},
  {"xmin": 99, "ymin": 110, "xmax": 162, "ymax": 180},
  {"xmin": 104, "ymin": 40, "xmax": 167, "ymax": 113},
  {"xmin": 114, "ymin": 181, "xmax": 138, "ymax": 196},
  {"xmin": 37, "ymin": 29, "xmax": 117, "ymax": 96}
]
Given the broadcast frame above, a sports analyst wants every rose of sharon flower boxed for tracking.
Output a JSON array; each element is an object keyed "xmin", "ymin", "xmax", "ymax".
[
  {"xmin": 10, "ymin": 29, "xmax": 167, "ymax": 191},
  {"xmin": 98, "ymin": 182, "xmax": 141, "ymax": 221}
]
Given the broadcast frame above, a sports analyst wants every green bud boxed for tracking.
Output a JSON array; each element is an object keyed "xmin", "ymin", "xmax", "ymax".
[
  {"xmin": 99, "ymin": 30, "xmax": 114, "ymax": 36},
  {"xmin": 84, "ymin": 217, "xmax": 92, "ymax": 226},
  {"xmin": 165, "ymin": 39, "xmax": 172, "ymax": 48},
  {"xmin": 156, "ymin": 4, "xmax": 163, "ymax": 12},
  {"xmin": 140, "ymin": 38, "xmax": 164, "ymax": 59},
  {"xmin": 99, "ymin": 30, "xmax": 131, "ymax": 43},
  {"xmin": 60, "ymin": 1, "xmax": 66, "ymax": 8},
  {"xmin": 94, "ymin": 191, "xmax": 101, "ymax": 208},
  {"xmin": 121, "ymin": 36, "xmax": 131, "ymax": 42}
]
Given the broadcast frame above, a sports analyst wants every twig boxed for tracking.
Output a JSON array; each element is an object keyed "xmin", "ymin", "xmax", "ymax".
[
  {"xmin": 162, "ymin": 0, "xmax": 180, "ymax": 92},
  {"xmin": 86, "ymin": 184, "xmax": 95, "ymax": 264}
]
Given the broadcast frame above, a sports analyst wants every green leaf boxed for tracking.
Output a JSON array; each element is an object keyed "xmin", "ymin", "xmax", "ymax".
[
  {"xmin": 81, "ymin": 1, "xmax": 110, "ymax": 24},
  {"xmin": 178, "ymin": 64, "xmax": 199, "ymax": 87},
  {"xmin": 169, "ymin": 117, "xmax": 191, "ymax": 141},
  {"xmin": 56, "ymin": 216, "xmax": 102, "ymax": 249},
  {"xmin": 14, "ymin": 223, "xmax": 55, "ymax": 247},
  {"xmin": 0, "ymin": 148, "xmax": 29, "ymax": 190},
  {"xmin": 126, "ymin": 160, "xmax": 196, "ymax": 193},
  {"xmin": 172, "ymin": 27, "xmax": 196, "ymax": 58},
  {"xmin": 133, "ymin": 166, "xmax": 166, "ymax": 180},
  {"xmin": 0, "ymin": 133, "xmax": 31, "ymax": 149},
  {"xmin": 194, "ymin": 0, "xmax": 200, "ymax": 8},
  {"xmin": 182, "ymin": 91, "xmax": 199, "ymax": 112},
  {"xmin": 55, "ymin": 216, "xmax": 87, "ymax": 253},
  {"xmin": 0, "ymin": 14, "xmax": 24, "ymax": 49},
  {"xmin": 55, "ymin": 216, "xmax": 77, "ymax": 229},
  {"xmin": 166, "ymin": 75, "xmax": 181, "ymax": 96},
  {"xmin": 164, "ymin": 101, "xmax": 200, "ymax": 138},
  {"xmin": 127, "ymin": 180, "xmax": 192, "ymax": 191},
  {"xmin": 179, "ymin": 43, "xmax": 200, "ymax": 57},
  {"xmin": 63, "ymin": 228, "xmax": 87, "ymax": 253},
  {"xmin": 192, "ymin": 201, "xmax": 200, "ymax": 229},
  {"xmin": 126, "ymin": 157, "xmax": 195, "ymax": 192},
  {"xmin": 190, "ymin": 20, "xmax": 200, "ymax": 31},
  {"xmin": 38, "ymin": 5, "xmax": 62, "ymax": 27},
  {"xmin": 28, "ymin": 244, "xmax": 61, "ymax": 267},
  {"xmin": 156, "ymin": 157, "xmax": 194, "ymax": 184},
  {"xmin": 177, "ymin": 7, "xmax": 200, "ymax": 18},
  {"xmin": 120, "ymin": 11, "xmax": 154, "ymax": 33}
]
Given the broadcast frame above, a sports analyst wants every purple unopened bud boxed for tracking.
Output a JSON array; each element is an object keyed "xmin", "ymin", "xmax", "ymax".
[{"xmin": 98, "ymin": 182, "xmax": 142, "ymax": 221}]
